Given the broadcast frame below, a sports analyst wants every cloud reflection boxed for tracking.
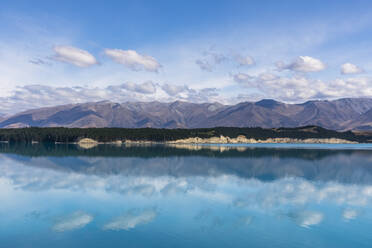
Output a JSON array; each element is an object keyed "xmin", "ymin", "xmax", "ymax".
[
  {"xmin": 343, "ymin": 209, "xmax": 358, "ymax": 220},
  {"xmin": 103, "ymin": 208, "xmax": 157, "ymax": 231},
  {"xmin": 52, "ymin": 211, "xmax": 93, "ymax": 232},
  {"xmin": 2, "ymin": 153, "xmax": 372, "ymax": 227},
  {"xmin": 288, "ymin": 210, "xmax": 324, "ymax": 228},
  {"xmin": 2, "ymin": 157, "xmax": 372, "ymax": 211}
]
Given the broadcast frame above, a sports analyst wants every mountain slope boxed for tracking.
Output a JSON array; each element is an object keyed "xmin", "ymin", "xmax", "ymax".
[
  {"xmin": 0, "ymin": 101, "xmax": 226, "ymax": 128},
  {"xmin": 347, "ymin": 108, "xmax": 372, "ymax": 130},
  {"xmin": 1, "ymin": 98, "xmax": 372, "ymax": 130},
  {"xmin": 203, "ymin": 101, "xmax": 298, "ymax": 128}
]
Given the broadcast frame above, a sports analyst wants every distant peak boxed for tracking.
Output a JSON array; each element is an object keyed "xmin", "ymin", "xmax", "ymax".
[
  {"xmin": 255, "ymin": 99, "xmax": 280, "ymax": 108},
  {"xmin": 171, "ymin": 100, "xmax": 188, "ymax": 105}
]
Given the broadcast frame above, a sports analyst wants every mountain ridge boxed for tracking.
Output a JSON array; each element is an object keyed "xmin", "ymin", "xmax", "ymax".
[{"xmin": 2, "ymin": 98, "xmax": 372, "ymax": 130}]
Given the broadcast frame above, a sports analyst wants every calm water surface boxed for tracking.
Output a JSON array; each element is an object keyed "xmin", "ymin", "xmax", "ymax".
[{"xmin": 1, "ymin": 143, "xmax": 372, "ymax": 248}]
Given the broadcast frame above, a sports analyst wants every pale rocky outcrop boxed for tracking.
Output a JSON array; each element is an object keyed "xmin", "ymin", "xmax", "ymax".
[
  {"xmin": 167, "ymin": 144, "xmax": 249, "ymax": 152},
  {"xmin": 77, "ymin": 138, "xmax": 124, "ymax": 148},
  {"xmin": 166, "ymin": 135, "xmax": 357, "ymax": 144},
  {"xmin": 78, "ymin": 138, "xmax": 98, "ymax": 144},
  {"xmin": 124, "ymin": 140, "xmax": 156, "ymax": 144},
  {"xmin": 77, "ymin": 138, "xmax": 98, "ymax": 149},
  {"xmin": 108, "ymin": 140, "xmax": 123, "ymax": 146}
]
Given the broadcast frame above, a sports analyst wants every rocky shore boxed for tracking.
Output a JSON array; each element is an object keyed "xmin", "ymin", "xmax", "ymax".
[
  {"xmin": 75, "ymin": 135, "xmax": 358, "ymax": 148},
  {"xmin": 165, "ymin": 135, "xmax": 357, "ymax": 144}
]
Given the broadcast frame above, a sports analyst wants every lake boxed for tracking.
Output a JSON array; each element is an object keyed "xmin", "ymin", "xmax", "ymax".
[{"xmin": 1, "ymin": 143, "xmax": 372, "ymax": 248}]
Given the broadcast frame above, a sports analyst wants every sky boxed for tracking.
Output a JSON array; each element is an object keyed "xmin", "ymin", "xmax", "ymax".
[{"xmin": 1, "ymin": 0, "xmax": 372, "ymax": 114}]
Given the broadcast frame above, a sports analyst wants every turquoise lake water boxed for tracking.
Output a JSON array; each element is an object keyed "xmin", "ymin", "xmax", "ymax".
[{"xmin": 0, "ymin": 143, "xmax": 372, "ymax": 247}]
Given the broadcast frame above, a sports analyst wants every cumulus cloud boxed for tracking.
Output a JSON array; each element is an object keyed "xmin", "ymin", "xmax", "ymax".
[
  {"xmin": 160, "ymin": 83, "xmax": 188, "ymax": 95},
  {"xmin": 233, "ymin": 72, "xmax": 319, "ymax": 101},
  {"xmin": 232, "ymin": 73, "xmax": 255, "ymax": 84},
  {"xmin": 341, "ymin": 63, "xmax": 364, "ymax": 75},
  {"xmin": 4, "ymin": 70, "xmax": 372, "ymax": 115},
  {"xmin": 52, "ymin": 45, "xmax": 98, "ymax": 67},
  {"xmin": 119, "ymin": 81, "xmax": 157, "ymax": 94},
  {"xmin": 52, "ymin": 211, "xmax": 93, "ymax": 232},
  {"xmin": 159, "ymin": 83, "xmax": 219, "ymax": 101},
  {"xmin": 232, "ymin": 71, "xmax": 372, "ymax": 102},
  {"xmin": 103, "ymin": 209, "xmax": 157, "ymax": 231},
  {"xmin": 104, "ymin": 49, "xmax": 161, "ymax": 72},
  {"xmin": 276, "ymin": 56, "xmax": 326, "ymax": 72},
  {"xmin": 0, "ymin": 82, "xmax": 222, "ymax": 114}
]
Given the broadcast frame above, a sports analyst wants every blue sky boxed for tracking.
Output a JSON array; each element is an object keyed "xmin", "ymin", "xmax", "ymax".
[{"xmin": 1, "ymin": 0, "xmax": 372, "ymax": 113}]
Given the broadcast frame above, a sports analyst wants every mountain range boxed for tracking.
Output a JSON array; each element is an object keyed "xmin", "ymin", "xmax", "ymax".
[{"xmin": 2, "ymin": 98, "xmax": 372, "ymax": 130}]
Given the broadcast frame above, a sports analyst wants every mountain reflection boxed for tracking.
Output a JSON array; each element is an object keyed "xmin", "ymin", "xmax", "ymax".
[
  {"xmin": 1, "ymin": 143, "xmax": 372, "ymax": 247},
  {"xmin": 0, "ymin": 143, "xmax": 372, "ymax": 184}
]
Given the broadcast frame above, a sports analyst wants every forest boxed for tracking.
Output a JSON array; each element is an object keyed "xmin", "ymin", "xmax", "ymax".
[{"xmin": 0, "ymin": 126, "xmax": 369, "ymax": 143}]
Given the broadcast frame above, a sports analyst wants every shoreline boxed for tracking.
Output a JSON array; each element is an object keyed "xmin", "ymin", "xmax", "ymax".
[
  {"xmin": 164, "ymin": 136, "xmax": 358, "ymax": 144},
  {"xmin": 1, "ymin": 126, "xmax": 370, "ymax": 144},
  {"xmin": 0, "ymin": 136, "xmax": 360, "ymax": 145},
  {"xmin": 72, "ymin": 136, "xmax": 358, "ymax": 148}
]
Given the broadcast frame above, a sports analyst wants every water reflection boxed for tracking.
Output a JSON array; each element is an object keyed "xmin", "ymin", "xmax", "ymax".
[
  {"xmin": 103, "ymin": 208, "xmax": 157, "ymax": 231},
  {"xmin": 1, "ymin": 143, "xmax": 372, "ymax": 184},
  {"xmin": 0, "ymin": 143, "xmax": 372, "ymax": 247},
  {"xmin": 52, "ymin": 211, "xmax": 94, "ymax": 232}
]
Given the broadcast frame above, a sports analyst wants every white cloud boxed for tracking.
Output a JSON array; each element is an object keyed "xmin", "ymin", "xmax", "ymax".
[
  {"xmin": 232, "ymin": 71, "xmax": 372, "ymax": 102},
  {"xmin": 233, "ymin": 72, "xmax": 319, "ymax": 101},
  {"xmin": 3, "ymin": 71, "xmax": 372, "ymax": 114},
  {"xmin": 160, "ymin": 83, "xmax": 188, "ymax": 95},
  {"xmin": 276, "ymin": 56, "xmax": 326, "ymax": 72},
  {"xmin": 2, "ymin": 10, "xmax": 372, "ymax": 106},
  {"xmin": 233, "ymin": 73, "xmax": 255, "ymax": 84},
  {"xmin": 104, "ymin": 49, "xmax": 161, "ymax": 72},
  {"xmin": 0, "ymin": 83, "xmax": 223, "ymax": 114},
  {"xmin": 257, "ymin": 72, "xmax": 279, "ymax": 81},
  {"xmin": 341, "ymin": 63, "xmax": 364, "ymax": 74},
  {"xmin": 103, "ymin": 209, "xmax": 157, "ymax": 231},
  {"xmin": 52, "ymin": 45, "xmax": 98, "ymax": 67},
  {"xmin": 235, "ymin": 55, "xmax": 255, "ymax": 66},
  {"xmin": 120, "ymin": 81, "xmax": 157, "ymax": 94},
  {"xmin": 52, "ymin": 211, "xmax": 93, "ymax": 232}
]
